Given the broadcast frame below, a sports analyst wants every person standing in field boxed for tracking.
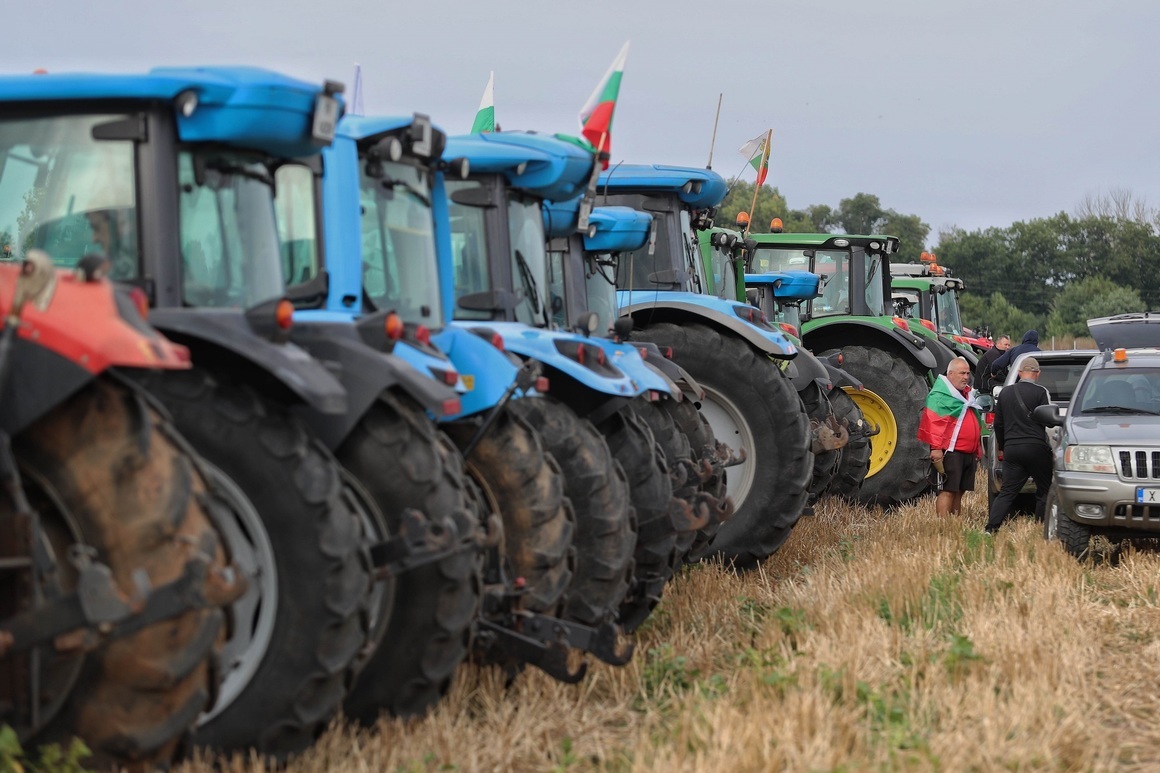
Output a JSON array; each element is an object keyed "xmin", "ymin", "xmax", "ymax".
[
  {"xmin": 990, "ymin": 329, "xmax": 1040, "ymax": 384},
  {"xmin": 975, "ymin": 334, "xmax": 1011, "ymax": 392},
  {"xmin": 918, "ymin": 357, "xmax": 986, "ymax": 517},
  {"xmin": 985, "ymin": 357, "xmax": 1053, "ymax": 533}
]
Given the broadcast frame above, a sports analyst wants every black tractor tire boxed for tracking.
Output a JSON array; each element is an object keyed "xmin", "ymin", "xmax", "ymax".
[
  {"xmin": 443, "ymin": 406, "xmax": 574, "ymax": 615},
  {"xmin": 838, "ymin": 345, "xmax": 932, "ymax": 507},
  {"xmin": 4, "ymin": 376, "xmax": 231, "ymax": 771},
  {"xmin": 800, "ymin": 381, "xmax": 839, "ymax": 505},
  {"xmin": 134, "ymin": 367, "xmax": 373, "ymax": 760},
  {"xmin": 599, "ymin": 403, "xmax": 676, "ymax": 633},
  {"xmin": 635, "ymin": 323, "xmax": 812, "ymax": 570},
  {"xmin": 826, "ymin": 387, "xmax": 871, "ymax": 500},
  {"xmin": 336, "ymin": 392, "xmax": 482, "ymax": 724},
  {"xmin": 509, "ymin": 397, "xmax": 635, "ymax": 626}
]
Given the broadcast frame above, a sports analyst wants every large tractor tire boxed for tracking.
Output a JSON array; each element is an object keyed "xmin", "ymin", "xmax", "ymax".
[
  {"xmin": 135, "ymin": 368, "xmax": 373, "ymax": 760},
  {"xmin": 800, "ymin": 381, "xmax": 840, "ymax": 505},
  {"xmin": 337, "ymin": 392, "xmax": 483, "ymax": 724},
  {"xmin": 838, "ymin": 345, "xmax": 932, "ymax": 506},
  {"xmin": 826, "ymin": 387, "xmax": 871, "ymax": 501},
  {"xmin": 599, "ymin": 404, "xmax": 676, "ymax": 633},
  {"xmin": 636, "ymin": 323, "xmax": 811, "ymax": 570},
  {"xmin": 509, "ymin": 397, "xmax": 635, "ymax": 626},
  {"xmin": 443, "ymin": 406, "xmax": 574, "ymax": 615},
  {"xmin": 2, "ymin": 376, "xmax": 233, "ymax": 771}
]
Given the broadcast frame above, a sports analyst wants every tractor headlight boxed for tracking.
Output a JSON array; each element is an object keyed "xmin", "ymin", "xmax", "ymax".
[{"xmin": 1063, "ymin": 445, "xmax": 1116, "ymax": 474}]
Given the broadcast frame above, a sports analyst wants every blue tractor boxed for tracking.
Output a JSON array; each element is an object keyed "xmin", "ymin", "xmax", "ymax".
[
  {"xmin": 284, "ymin": 115, "xmax": 636, "ymax": 687},
  {"xmin": 744, "ymin": 267, "xmax": 874, "ymax": 500},
  {"xmin": 542, "ymin": 199, "xmax": 734, "ymax": 583},
  {"xmin": 597, "ymin": 165, "xmax": 812, "ymax": 568},
  {"xmin": 0, "ymin": 68, "xmax": 464, "ymax": 759}
]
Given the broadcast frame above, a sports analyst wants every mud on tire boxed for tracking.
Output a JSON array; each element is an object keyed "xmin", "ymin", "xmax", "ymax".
[
  {"xmin": 443, "ymin": 406, "xmax": 574, "ymax": 616},
  {"xmin": 337, "ymin": 392, "xmax": 482, "ymax": 723},
  {"xmin": 134, "ymin": 367, "xmax": 372, "ymax": 760},
  {"xmin": 636, "ymin": 323, "xmax": 811, "ymax": 570},
  {"xmin": 2, "ymin": 376, "xmax": 231, "ymax": 771},
  {"xmin": 509, "ymin": 397, "xmax": 635, "ymax": 626}
]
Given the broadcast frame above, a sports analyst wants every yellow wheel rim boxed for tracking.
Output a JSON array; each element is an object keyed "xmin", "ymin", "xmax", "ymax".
[{"xmin": 844, "ymin": 386, "xmax": 898, "ymax": 479}]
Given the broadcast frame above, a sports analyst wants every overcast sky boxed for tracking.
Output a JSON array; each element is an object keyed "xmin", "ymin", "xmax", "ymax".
[{"xmin": 8, "ymin": 0, "xmax": 1159, "ymax": 243}]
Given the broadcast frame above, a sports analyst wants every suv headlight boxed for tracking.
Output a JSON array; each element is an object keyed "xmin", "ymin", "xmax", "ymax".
[{"xmin": 1063, "ymin": 445, "xmax": 1116, "ymax": 474}]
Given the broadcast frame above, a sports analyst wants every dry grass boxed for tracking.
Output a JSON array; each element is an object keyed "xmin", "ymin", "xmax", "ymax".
[{"xmin": 181, "ymin": 483, "xmax": 1160, "ymax": 772}]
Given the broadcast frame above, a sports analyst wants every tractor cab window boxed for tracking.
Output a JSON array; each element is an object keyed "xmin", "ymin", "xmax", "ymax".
[
  {"xmin": 585, "ymin": 251, "xmax": 619, "ymax": 336},
  {"xmin": 678, "ymin": 209, "xmax": 707, "ymax": 295},
  {"xmin": 178, "ymin": 150, "xmax": 285, "ymax": 309},
  {"xmin": 751, "ymin": 247, "xmax": 809, "ymax": 274},
  {"xmin": 507, "ymin": 192, "xmax": 550, "ymax": 327},
  {"xmin": 617, "ymin": 211, "xmax": 673, "ymax": 292},
  {"xmin": 446, "ymin": 178, "xmax": 491, "ymax": 320},
  {"xmin": 546, "ymin": 246, "xmax": 568, "ymax": 329},
  {"xmin": 815, "ymin": 251, "xmax": 851, "ymax": 316},
  {"xmin": 706, "ymin": 240, "xmax": 736, "ymax": 300},
  {"xmin": 935, "ymin": 287, "xmax": 964, "ymax": 336},
  {"xmin": 894, "ymin": 292, "xmax": 919, "ymax": 320},
  {"xmin": 863, "ymin": 251, "xmax": 885, "ymax": 317},
  {"xmin": 273, "ymin": 164, "xmax": 320, "ymax": 287},
  {"xmin": 360, "ymin": 159, "xmax": 441, "ymax": 326},
  {"xmin": 0, "ymin": 114, "xmax": 139, "ymax": 278}
]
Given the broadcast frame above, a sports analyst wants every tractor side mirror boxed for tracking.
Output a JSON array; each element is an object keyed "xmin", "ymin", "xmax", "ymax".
[
  {"xmin": 572, "ymin": 311, "xmax": 599, "ymax": 337},
  {"xmin": 12, "ymin": 249, "xmax": 57, "ymax": 314},
  {"xmin": 612, "ymin": 316, "xmax": 634, "ymax": 341},
  {"xmin": 450, "ymin": 186, "xmax": 497, "ymax": 208},
  {"xmin": 457, "ymin": 289, "xmax": 519, "ymax": 312}
]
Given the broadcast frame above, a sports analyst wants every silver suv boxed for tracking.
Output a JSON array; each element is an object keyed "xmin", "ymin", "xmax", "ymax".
[
  {"xmin": 1036, "ymin": 315, "xmax": 1160, "ymax": 557},
  {"xmin": 984, "ymin": 349, "xmax": 1096, "ymax": 511}
]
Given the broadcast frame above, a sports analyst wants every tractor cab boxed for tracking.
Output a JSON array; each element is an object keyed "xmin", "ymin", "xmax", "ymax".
[{"xmin": 890, "ymin": 254, "xmax": 985, "ymax": 359}]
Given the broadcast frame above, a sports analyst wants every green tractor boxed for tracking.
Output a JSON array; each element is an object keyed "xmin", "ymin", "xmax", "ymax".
[
  {"xmin": 890, "ymin": 255, "xmax": 982, "ymax": 367},
  {"xmin": 747, "ymin": 233, "xmax": 947, "ymax": 506}
]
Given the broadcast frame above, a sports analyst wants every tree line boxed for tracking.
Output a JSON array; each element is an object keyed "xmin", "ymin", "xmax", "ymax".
[{"xmin": 718, "ymin": 182, "xmax": 1153, "ymax": 338}]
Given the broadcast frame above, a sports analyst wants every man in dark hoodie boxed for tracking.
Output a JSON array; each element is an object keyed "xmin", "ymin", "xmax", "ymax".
[
  {"xmin": 975, "ymin": 334, "xmax": 1010, "ymax": 393},
  {"xmin": 990, "ymin": 329, "xmax": 1041, "ymax": 383}
]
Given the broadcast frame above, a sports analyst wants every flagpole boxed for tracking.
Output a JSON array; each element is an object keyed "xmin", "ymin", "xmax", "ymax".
[
  {"xmin": 744, "ymin": 128, "xmax": 771, "ymax": 237},
  {"xmin": 706, "ymin": 93, "xmax": 723, "ymax": 169}
]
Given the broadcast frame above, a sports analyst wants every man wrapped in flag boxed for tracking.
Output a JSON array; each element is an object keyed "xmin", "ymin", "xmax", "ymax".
[{"xmin": 917, "ymin": 356, "xmax": 985, "ymax": 517}]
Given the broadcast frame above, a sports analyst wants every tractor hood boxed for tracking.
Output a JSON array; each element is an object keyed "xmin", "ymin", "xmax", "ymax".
[
  {"xmin": 597, "ymin": 164, "xmax": 727, "ymax": 208},
  {"xmin": 745, "ymin": 271, "xmax": 822, "ymax": 301},
  {"xmin": 0, "ymin": 67, "xmax": 341, "ymax": 158},
  {"xmin": 445, "ymin": 131, "xmax": 593, "ymax": 202}
]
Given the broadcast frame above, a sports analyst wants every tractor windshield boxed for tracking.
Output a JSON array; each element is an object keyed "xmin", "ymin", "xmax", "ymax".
[
  {"xmin": 178, "ymin": 150, "xmax": 285, "ymax": 308},
  {"xmin": 935, "ymin": 287, "xmax": 964, "ymax": 336},
  {"xmin": 507, "ymin": 192, "xmax": 550, "ymax": 327},
  {"xmin": 0, "ymin": 114, "xmax": 139, "ymax": 278},
  {"xmin": 360, "ymin": 160, "xmax": 442, "ymax": 326},
  {"xmin": 446, "ymin": 178, "xmax": 491, "ymax": 321},
  {"xmin": 618, "ymin": 210, "xmax": 675, "ymax": 292},
  {"xmin": 751, "ymin": 247, "xmax": 811, "ymax": 274},
  {"xmin": 814, "ymin": 251, "xmax": 852, "ymax": 316},
  {"xmin": 863, "ymin": 252, "xmax": 885, "ymax": 317},
  {"xmin": 584, "ymin": 251, "xmax": 620, "ymax": 335},
  {"xmin": 706, "ymin": 241, "xmax": 736, "ymax": 299}
]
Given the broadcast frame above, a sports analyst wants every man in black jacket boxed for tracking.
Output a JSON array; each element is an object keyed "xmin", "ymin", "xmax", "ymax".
[
  {"xmin": 986, "ymin": 357, "xmax": 1053, "ymax": 533},
  {"xmin": 990, "ymin": 329, "xmax": 1040, "ymax": 384},
  {"xmin": 975, "ymin": 335, "xmax": 1010, "ymax": 393}
]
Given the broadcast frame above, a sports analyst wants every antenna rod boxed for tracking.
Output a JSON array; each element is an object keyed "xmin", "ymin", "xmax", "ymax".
[{"xmin": 706, "ymin": 93, "xmax": 723, "ymax": 169}]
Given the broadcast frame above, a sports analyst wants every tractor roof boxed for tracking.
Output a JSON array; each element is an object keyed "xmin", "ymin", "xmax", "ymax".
[
  {"xmin": 748, "ymin": 232, "xmax": 900, "ymax": 253},
  {"xmin": 892, "ymin": 275, "xmax": 963, "ymax": 291},
  {"xmin": 596, "ymin": 164, "xmax": 727, "ymax": 208},
  {"xmin": 0, "ymin": 66, "xmax": 335, "ymax": 158},
  {"xmin": 542, "ymin": 199, "xmax": 652, "ymax": 252},
  {"xmin": 445, "ymin": 131, "xmax": 593, "ymax": 202}
]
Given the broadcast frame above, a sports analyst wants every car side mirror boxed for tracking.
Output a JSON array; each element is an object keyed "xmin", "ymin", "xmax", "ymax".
[
  {"xmin": 975, "ymin": 395, "xmax": 995, "ymax": 412},
  {"xmin": 1032, "ymin": 404, "xmax": 1064, "ymax": 427},
  {"xmin": 992, "ymin": 385, "xmax": 1003, "ymax": 398}
]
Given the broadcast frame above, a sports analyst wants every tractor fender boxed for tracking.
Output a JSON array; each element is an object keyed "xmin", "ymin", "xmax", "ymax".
[
  {"xmin": 939, "ymin": 335, "xmax": 979, "ymax": 368},
  {"xmin": 803, "ymin": 319, "xmax": 937, "ymax": 372},
  {"xmin": 820, "ymin": 361, "xmax": 864, "ymax": 391},
  {"xmin": 149, "ymin": 307, "xmax": 347, "ymax": 415},
  {"xmin": 288, "ymin": 320, "xmax": 459, "ymax": 449},
  {"xmin": 619, "ymin": 294, "xmax": 796, "ymax": 359},
  {"xmin": 786, "ymin": 349, "xmax": 831, "ymax": 395},
  {"xmin": 1, "ymin": 340, "xmax": 94, "ymax": 436},
  {"xmin": 591, "ymin": 339, "xmax": 675, "ymax": 397},
  {"xmin": 633, "ymin": 341, "xmax": 706, "ymax": 401},
  {"xmin": 433, "ymin": 324, "xmax": 521, "ymax": 420}
]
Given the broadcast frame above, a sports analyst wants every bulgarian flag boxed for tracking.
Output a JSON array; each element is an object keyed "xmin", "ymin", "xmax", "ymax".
[
  {"xmin": 917, "ymin": 374, "xmax": 985, "ymax": 454},
  {"xmin": 739, "ymin": 130, "xmax": 772, "ymax": 186},
  {"xmin": 470, "ymin": 71, "xmax": 495, "ymax": 133},
  {"xmin": 579, "ymin": 41, "xmax": 630, "ymax": 167}
]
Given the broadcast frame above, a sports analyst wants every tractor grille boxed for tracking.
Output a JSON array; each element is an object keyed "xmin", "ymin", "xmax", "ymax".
[{"xmin": 1116, "ymin": 449, "xmax": 1160, "ymax": 480}]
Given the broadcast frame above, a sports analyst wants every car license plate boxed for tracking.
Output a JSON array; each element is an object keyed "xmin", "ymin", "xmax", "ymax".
[{"xmin": 1136, "ymin": 487, "xmax": 1160, "ymax": 504}]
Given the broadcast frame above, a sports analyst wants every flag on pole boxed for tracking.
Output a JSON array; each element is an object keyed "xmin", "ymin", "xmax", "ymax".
[
  {"xmin": 579, "ymin": 41, "xmax": 629, "ymax": 165},
  {"xmin": 349, "ymin": 63, "xmax": 365, "ymax": 117},
  {"xmin": 470, "ymin": 71, "xmax": 495, "ymax": 133},
  {"xmin": 739, "ymin": 129, "xmax": 772, "ymax": 186}
]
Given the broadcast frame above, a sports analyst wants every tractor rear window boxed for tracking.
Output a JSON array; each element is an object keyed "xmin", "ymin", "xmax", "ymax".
[{"xmin": 0, "ymin": 114, "xmax": 139, "ymax": 278}]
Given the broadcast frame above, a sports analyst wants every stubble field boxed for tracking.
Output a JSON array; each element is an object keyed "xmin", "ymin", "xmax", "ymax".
[{"xmin": 184, "ymin": 480, "xmax": 1160, "ymax": 772}]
